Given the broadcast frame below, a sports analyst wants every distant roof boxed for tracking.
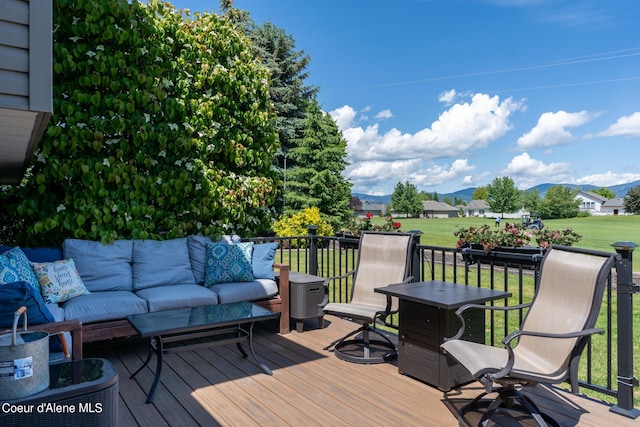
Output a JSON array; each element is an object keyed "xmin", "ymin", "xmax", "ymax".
[
  {"xmin": 465, "ymin": 199, "xmax": 490, "ymax": 210},
  {"xmin": 602, "ymin": 198, "xmax": 625, "ymax": 207},
  {"xmin": 422, "ymin": 200, "xmax": 458, "ymax": 211},
  {"xmin": 577, "ymin": 191, "xmax": 608, "ymax": 203}
]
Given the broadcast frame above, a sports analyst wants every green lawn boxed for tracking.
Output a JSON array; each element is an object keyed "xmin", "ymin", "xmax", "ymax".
[{"xmin": 375, "ymin": 215, "xmax": 640, "ymax": 269}]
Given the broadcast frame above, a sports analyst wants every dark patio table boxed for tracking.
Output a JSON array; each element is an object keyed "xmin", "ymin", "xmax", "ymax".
[{"xmin": 127, "ymin": 302, "xmax": 279, "ymax": 403}]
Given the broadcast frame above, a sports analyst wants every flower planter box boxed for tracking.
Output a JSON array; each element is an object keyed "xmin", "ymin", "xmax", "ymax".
[{"xmin": 461, "ymin": 245, "xmax": 545, "ymax": 267}]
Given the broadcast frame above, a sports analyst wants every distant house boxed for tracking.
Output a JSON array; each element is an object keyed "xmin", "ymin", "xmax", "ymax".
[
  {"xmin": 576, "ymin": 191, "xmax": 627, "ymax": 215},
  {"xmin": 462, "ymin": 200, "xmax": 490, "ymax": 217},
  {"xmin": 356, "ymin": 200, "xmax": 386, "ymax": 217},
  {"xmin": 601, "ymin": 198, "xmax": 626, "ymax": 215},
  {"xmin": 422, "ymin": 201, "xmax": 459, "ymax": 218}
]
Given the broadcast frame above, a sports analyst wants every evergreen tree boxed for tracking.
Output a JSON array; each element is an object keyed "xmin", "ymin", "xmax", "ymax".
[{"xmin": 284, "ymin": 101, "xmax": 352, "ymax": 228}]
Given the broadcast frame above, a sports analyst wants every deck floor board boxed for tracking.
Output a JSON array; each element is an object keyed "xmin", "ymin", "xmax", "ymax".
[{"xmin": 84, "ymin": 315, "xmax": 637, "ymax": 427}]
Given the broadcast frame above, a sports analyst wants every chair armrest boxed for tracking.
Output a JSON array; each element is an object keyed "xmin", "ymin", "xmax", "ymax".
[
  {"xmin": 445, "ymin": 302, "xmax": 530, "ymax": 341},
  {"xmin": 502, "ymin": 327, "xmax": 604, "ymax": 347},
  {"xmin": 486, "ymin": 327, "xmax": 605, "ymax": 384},
  {"xmin": 274, "ymin": 263, "xmax": 290, "ymax": 334},
  {"xmin": 36, "ymin": 319, "xmax": 83, "ymax": 361},
  {"xmin": 319, "ymin": 270, "xmax": 356, "ymax": 307}
]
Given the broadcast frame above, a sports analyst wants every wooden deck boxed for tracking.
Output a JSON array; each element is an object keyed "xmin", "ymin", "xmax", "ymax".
[{"xmin": 84, "ymin": 315, "xmax": 637, "ymax": 427}]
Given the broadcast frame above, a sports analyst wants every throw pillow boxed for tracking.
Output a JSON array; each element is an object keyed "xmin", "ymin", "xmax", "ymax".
[
  {"xmin": 31, "ymin": 259, "xmax": 90, "ymax": 304},
  {"xmin": 0, "ymin": 281, "xmax": 56, "ymax": 327},
  {"xmin": 252, "ymin": 242, "xmax": 278, "ymax": 280},
  {"xmin": 205, "ymin": 242, "xmax": 254, "ymax": 285},
  {"xmin": 0, "ymin": 247, "xmax": 41, "ymax": 294}
]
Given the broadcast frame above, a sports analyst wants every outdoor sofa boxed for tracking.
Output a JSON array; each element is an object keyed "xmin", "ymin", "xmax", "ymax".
[{"xmin": 0, "ymin": 236, "xmax": 290, "ymax": 358}]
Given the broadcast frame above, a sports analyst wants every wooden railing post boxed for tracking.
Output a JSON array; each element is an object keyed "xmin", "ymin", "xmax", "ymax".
[{"xmin": 610, "ymin": 241, "xmax": 640, "ymax": 419}]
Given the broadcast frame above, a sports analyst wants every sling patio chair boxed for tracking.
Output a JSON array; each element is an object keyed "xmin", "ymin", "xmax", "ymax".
[
  {"xmin": 321, "ymin": 231, "xmax": 414, "ymax": 364},
  {"xmin": 441, "ymin": 245, "xmax": 620, "ymax": 427}
]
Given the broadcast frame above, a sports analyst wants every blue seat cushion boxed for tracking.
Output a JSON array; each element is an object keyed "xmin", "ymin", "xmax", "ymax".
[
  {"xmin": 208, "ymin": 279, "xmax": 278, "ymax": 304},
  {"xmin": 135, "ymin": 285, "xmax": 219, "ymax": 312},
  {"xmin": 61, "ymin": 291, "xmax": 148, "ymax": 323}
]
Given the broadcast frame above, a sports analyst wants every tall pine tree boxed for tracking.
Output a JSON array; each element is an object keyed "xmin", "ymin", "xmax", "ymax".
[{"xmin": 284, "ymin": 101, "xmax": 352, "ymax": 228}]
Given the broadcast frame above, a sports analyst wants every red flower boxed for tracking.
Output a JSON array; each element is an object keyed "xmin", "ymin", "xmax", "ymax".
[
  {"xmin": 365, "ymin": 213, "xmax": 373, "ymax": 219},
  {"xmin": 393, "ymin": 222, "xmax": 401, "ymax": 229}
]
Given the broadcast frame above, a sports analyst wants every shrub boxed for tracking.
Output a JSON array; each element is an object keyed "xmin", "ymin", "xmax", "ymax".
[{"xmin": 273, "ymin": 207, "xmax": 334, "ymax": 247}]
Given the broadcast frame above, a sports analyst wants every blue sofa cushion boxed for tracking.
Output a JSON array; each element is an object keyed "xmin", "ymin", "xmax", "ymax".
[
  {"xmin": 187, "ymin": 235, "xmax": 213, "ymax": 285},
  {"xmin": 208, "ymin": 279, "xmax": 278, "ymax": 304},
  {"xmin": 252, "ymin": 242, "xmax": 278, "ymax": 280},
  {"xmin": 205, "ymin": 242, "xmax": 254, "ymax": 285},
  {"xmin": 188, "ymin": 235, "xmax": 242, "ymax": 285},
  {"xmin": 0, "ymin": 281, "xmax": 56, "ymax": 327},
  {"xmin": 132, "ymin": 238, "xmax": 197, "ymax": 290},
  {"xmin": 136, "ymin": 285, "xmax": 219, "ymax": 312},
  {"xmin": 61, "ymin": 291, "xmax": 148, "ymax": 324},
  {"xmin": 0, "ymin": 246, "xmax": 62, "ymax": 262},
  {"xmin": 0, "ymin": 247, "xmax": 41, "ymax": 294},
  {"xmin": 63, "ymin": 239, "xmax": 134, "ymax": 292}
]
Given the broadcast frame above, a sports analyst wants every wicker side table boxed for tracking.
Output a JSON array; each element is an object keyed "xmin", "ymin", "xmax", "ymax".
[{"xmin": 0, "ymin": 358, "xmax": 119, "ymax": 427}]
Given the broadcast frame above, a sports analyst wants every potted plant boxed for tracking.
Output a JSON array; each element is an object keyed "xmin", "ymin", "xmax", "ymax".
[{"xmin": 454, "ymin": 222, "xmax": 581, "ymax": 266}]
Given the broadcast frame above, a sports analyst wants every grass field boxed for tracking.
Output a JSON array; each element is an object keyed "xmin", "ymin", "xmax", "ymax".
[{"xmin": 372, "ymin": 215, "xmax": 640, "ymax": 269}]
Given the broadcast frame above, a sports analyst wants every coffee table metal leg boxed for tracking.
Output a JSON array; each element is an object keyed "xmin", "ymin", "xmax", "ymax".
[
  {"xmin": 248, "ymin": 322, "xmax": 272, "ymax": 375},
  {"xmin": 130, "ymin": 340, "xmax": 154, "ymax": 380},
  {"xmin": 146, "ymin": 336, "xmax": 164, "ymax": 404}
]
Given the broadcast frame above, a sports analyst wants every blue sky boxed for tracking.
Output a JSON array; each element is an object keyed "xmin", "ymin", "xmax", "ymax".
[{"xmin": 171, "ymin": 0, "xmax": 640, "ymax": 195}]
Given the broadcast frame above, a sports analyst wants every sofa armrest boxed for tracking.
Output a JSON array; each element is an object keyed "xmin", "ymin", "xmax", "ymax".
[
  {"xmin": 274, "ymin": 262, "xmax": 290, "ymax": 333},
  {"xmin": 36, "ymin": 319, "xmax": 83, "ymax": 361}
]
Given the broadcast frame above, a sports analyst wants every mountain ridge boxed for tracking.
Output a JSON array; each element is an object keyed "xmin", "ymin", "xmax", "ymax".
[{"xmin": 353, "ymin": 180, "xmax": 640, "ymax": 205}]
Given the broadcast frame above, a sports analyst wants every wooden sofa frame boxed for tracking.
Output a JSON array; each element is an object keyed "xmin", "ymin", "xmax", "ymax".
[{"xmin": 36, "ymin": 263, "xmax": 290, "ymax": 360}]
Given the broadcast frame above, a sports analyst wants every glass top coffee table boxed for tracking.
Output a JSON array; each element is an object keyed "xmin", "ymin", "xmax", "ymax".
[{"xmin": 127, "ymin": 301, "xmax": 279, "ymax": 403}]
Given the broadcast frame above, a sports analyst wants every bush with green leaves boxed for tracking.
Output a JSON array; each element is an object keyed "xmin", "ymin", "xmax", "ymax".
[{"xmin": 12, "ymin": 0, "xmax": 279, "ymax": 245}]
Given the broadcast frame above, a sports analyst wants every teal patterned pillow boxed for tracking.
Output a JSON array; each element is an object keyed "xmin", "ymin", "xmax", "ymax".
[
  {"xmin": 0, "ymin": 247, "xmax": 41, "ymax": 294},
  {"xmin": 205, "ymin": 242, "xmax": 254, "ymax": 286}
]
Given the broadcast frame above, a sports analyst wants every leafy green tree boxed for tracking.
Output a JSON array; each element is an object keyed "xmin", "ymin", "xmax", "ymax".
[
  {"xmin": 391, "ymin": 181, "xmax": 423, "ymax": 217},
  {"xmin": 472, "ymin": 186, "xmax": 489, "ymax": 200},
  {"xmin": 13, "ymin": 0, "xmax": 278, "ymax": 245},
  {"xmin": 486, "ymin": 177, "xmax": 520, "ymax": 217},
  {"xmin": 454, "ymin": 197, "xmax": 466, "ymax": 206},
  {"xmin": 283, "ymin": 101, "xmax": 352, "ymax": 228},
  {"xmin": 623, "ymin": 185, "xmax": 640, "ymax": 214},
  {"xmin": 520, "ymin": 189, "xmax": 542, "ymax": 213},
  {"xmin": 443, "ymin": 197, "xmax": 453, "ymax": 206},
  {"xmin": 539, "ymin": 185, "xmax": 581, "ymax": 219},
  {"xmin": 593, "ymin": 187, "xmax": 615, "ymax": 199}
]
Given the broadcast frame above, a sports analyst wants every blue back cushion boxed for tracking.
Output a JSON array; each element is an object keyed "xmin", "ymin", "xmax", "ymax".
[{"xmin": 0, "ymin": 246, "xmax": 63, "ymax": 262}]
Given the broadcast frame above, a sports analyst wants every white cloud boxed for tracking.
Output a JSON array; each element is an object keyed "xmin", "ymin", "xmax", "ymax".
[
  {"xmin": 346, "ymin": 159, "xmax": 422, "ymax": 191},
  {"xmin": 597, "ymin": 112, "xmax": 640, "ymax": 137},
  {"xmin": 438, "ymin": 89, "xmax": 457, "ymax": 104},
  {"xmin": 329, "ymin": 105, "xmax": 357, "ymax": 130},
  {"xmin": 375, "ymin": 109, "xmax": 393, "ymax": 120},
  {"xmin": 575, "ymin": 171, "xmax": 640, "ymax": 187},
  {"xmin": 409, "ymin": 159, "xmax": 476, "ymax": 187},
  {"xmin": 503, "ymin": 152, "xmax": 572, "ymax": 188},
  {"xmin": 333, "ymin": 93, "xmax": 524, "ymax": 163},
  {"xmin": 516, "ymin": 110, "xmax": 593, "ymax": 150}
]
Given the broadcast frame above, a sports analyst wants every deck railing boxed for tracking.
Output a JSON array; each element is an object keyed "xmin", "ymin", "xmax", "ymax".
[{"xmin": 244, "ymin": 229, "xmax": 638, "ymax": 417}]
